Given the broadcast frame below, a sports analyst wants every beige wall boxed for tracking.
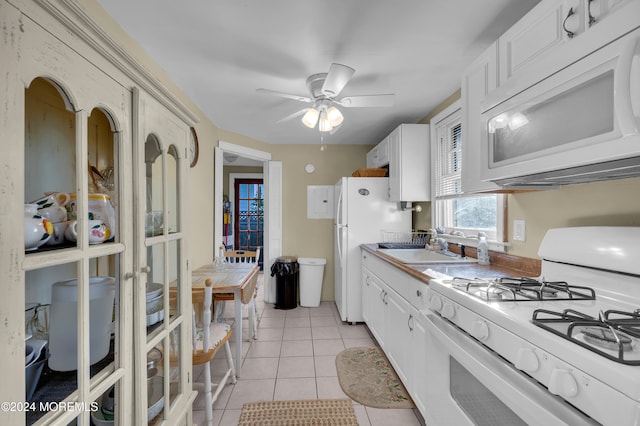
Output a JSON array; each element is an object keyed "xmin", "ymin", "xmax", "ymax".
[
  {"xmin": 508, "ymin": 177, "xmax": 640, "ymax": 258},
  {"xmin": 268, "ymin": 144, "xmax": 371, "ymax": 301}
]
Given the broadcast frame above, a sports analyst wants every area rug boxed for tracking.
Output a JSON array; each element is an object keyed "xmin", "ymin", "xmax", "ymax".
[
  {"xmin": 335, "ymin": 346, "xmax": 415, "ymax": 409},
  {"xmin": 238, "ymin": 399, "xmax": 359, "ymax": 425}
]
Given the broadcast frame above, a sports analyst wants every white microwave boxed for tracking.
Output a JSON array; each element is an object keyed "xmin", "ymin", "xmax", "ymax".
[{"xmin": 480, "ymin": 26, "xmax": 640, "ymax": 187}]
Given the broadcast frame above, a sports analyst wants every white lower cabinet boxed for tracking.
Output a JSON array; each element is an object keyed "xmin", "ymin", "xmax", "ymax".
[
  {"xmin": 361, "ymin": 250, "xmax": 429, "ymax": 418},
  {"xmin": 384, "ymin": 287, "xmax": 412, "ymax": 386},
  {"xmin": 362, "ymin": 268, "xmax": 386, "ymax": 347}
]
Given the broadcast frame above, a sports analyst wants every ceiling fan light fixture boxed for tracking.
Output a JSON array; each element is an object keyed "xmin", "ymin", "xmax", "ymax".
[
  {"xmin": 326, "ymin": 106, "xmax": 344, "ymax": 127},
  {"xmin": 318, "ymin": 110, "xmax": 333, "ymax": 132},
  {"xmin": 301, "ymin": 108, "xmax": 320, "ymax": 128}
]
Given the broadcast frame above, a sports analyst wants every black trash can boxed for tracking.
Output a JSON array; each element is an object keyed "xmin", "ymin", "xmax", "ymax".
[{"xmin": 270, "ymin": 256, "xmax": 299, "ymax": 310}]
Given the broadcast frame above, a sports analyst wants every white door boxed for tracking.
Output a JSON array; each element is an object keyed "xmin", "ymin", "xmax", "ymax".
[{"xmin": 264, "ymin": 160, "xmax": 282, "ymax": 303}]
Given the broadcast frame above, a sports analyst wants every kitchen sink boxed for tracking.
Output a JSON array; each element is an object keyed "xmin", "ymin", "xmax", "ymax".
[{"xmin": 378, "ymin": 248, "xmax": 477, "ymax": 264}]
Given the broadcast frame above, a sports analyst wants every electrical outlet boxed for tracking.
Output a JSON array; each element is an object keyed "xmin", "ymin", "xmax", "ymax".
[{"xmin": 513, "ymin": 220, "xmax": 526, "ymax": 242}]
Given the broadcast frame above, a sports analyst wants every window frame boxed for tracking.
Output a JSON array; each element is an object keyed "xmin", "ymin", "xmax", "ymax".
[{"xmin": 430, "ymin": 100, "xmax": 507, "ymax": 251}]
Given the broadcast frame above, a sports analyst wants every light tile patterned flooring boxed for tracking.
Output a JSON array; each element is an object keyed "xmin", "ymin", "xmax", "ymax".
[{"xmin": 192, "ymin": 273, "xmax": 425, "ymax": 425}]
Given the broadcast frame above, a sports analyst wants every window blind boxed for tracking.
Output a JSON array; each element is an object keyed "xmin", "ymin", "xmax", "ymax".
[{"xmin": 435, "ymin": 114, "xmax": 462, "ymax": 199}]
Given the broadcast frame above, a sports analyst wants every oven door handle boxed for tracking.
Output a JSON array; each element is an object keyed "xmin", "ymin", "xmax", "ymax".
[{"xmin": 425, "ymin": 313, "xmax": 597, "ymax": 426}]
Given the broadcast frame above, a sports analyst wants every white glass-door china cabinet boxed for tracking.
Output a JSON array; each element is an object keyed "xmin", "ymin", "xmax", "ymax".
[{"xmin": 0, "ymin": 1, "xmax": 197, "ymax": 425}]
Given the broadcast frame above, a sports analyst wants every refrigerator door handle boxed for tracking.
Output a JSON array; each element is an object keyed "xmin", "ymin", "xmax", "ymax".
[
  {"xmin": 336, "ymin": 186, "xmax": 346, "ymax": 226},
  {"xmin": 336, "ymin": 224, "xmax": 345, "ymax": 267}
]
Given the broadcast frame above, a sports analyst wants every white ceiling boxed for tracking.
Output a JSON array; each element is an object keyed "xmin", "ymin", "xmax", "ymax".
[{"xmin": 97, "ymin": 0, "xmax": 540, "ymax": 146}]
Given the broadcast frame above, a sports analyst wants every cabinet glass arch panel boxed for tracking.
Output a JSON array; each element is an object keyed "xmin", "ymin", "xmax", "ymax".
[
  {"xmin": 23, "ymin": 76, "xmax": 130, "ymax": 425},
  {"xmin": 142, "ymin": 130, "xmax": 188, "ymax": 425}
]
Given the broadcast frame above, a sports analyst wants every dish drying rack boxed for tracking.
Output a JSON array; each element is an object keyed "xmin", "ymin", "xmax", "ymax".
[{"xmin": 378, "ymin": 231, "xmax": 433, "ymax": 249}]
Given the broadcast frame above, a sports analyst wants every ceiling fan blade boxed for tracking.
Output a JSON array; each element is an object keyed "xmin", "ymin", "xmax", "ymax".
[
  {"xmin": 256, "ymin": 88, "xmax": 312, "ymax": 103},
  {"xmin": 321, "ymin": 63, "xmax": 355, "ymax": 97},
  {"xmin": 276, "ymin": 108, "xmax": 309, "ymax": 123},
  {"xmin": 338, "ymin": 94, "xmax": 396, "ymax": 108}
]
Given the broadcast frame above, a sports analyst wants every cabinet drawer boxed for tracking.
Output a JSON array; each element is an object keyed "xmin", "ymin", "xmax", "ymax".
[{"xmin": 361, "ymin": 251, "xmax": 428, "ymax": 310}]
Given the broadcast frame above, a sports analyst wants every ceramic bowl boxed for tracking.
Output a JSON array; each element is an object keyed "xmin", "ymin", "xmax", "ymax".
[
  {"xmin": 146, "ymin": 283, "xmax": 163, "ymax": 300},
  {"xmin": 90, "ymin": 404, "xmax": 115, "ymax": 426},
  {"xmin": 147, "ymin": 376, "xmax": 165, "ymax": 420}
]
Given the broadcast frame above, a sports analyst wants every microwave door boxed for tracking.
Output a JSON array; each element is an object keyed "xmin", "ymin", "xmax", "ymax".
[{"xmin": 480, "ymin": 26, "xmax": 640, "ymax": 185}]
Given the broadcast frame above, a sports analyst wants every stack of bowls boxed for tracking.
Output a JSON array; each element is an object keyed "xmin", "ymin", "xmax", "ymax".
[{"xmin": 146, "ymin": 283, "xmax": 164, "ymax": 326}]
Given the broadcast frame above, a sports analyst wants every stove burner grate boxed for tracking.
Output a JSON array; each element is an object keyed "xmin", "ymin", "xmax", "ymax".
[
  {"xmin": 532, "ymin": 308, "xmax": 640, "ymax": 365},
  {"xmin": 448, "ymin": 277, "xmax": 596, "ymax": 302}
]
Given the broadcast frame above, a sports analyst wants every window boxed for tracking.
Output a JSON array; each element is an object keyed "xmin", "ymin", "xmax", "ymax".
[{"xmin": 432, "ymin": 102, "xmax": 505, "ymax": 245}]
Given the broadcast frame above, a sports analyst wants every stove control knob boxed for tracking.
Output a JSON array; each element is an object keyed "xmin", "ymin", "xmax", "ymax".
[
  {"xmin": 471, "ymin": 320, "xmax": 489, "ymax": 341},
  {"xmin": 515, "ymin": 348, "xmax": 539, "ymax": 373},
  {"xmin": 441, "ymin": 302, "xmax": 455, "ymax": 320},
  {"xmin": 429, "ymin": 294, "xmax": 443, "ymax": 312},
  {"xmin": 549, "ymin": 369, "xmax": 579, "ymax": 398}
]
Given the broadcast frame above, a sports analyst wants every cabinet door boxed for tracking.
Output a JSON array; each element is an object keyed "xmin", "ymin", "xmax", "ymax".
[
  {"xmin": 134, "ymin": 89, "xmax": 195, "ymax": 425},
  {"xmin": 388, "ymin": 124, "xmax": 430, "ymax": 201},
  {"xmin": 384, "ymin": 287, "xmax": 411, "ymax": 386},
  {"xmin": 366, "ymin": 147, "xmax": 377, "ymax": 168},
  {"xmin": 10, "ymin": 15, "xmax": 134, "ymax": 424},
  {"xmin": 461, "ymin": 42, "xmax": 501, "ymax": 193},
  {"xmin": 498, "ymin": 0, "xmax": 574, "ymax": 86},
  {"xmin": 388, "ymin": 127, "xmax": 402, "ymax": 200},
  {"xmin": 364, "ymin": 272, "xmax": 386, "ymax": 346},
  {"xmin": 362, "ymin": 269, "xmax": 372, "ymax": 324}
]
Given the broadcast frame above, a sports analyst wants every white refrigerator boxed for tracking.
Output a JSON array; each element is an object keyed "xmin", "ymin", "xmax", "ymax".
[{"xmin": 334, "ymin": 177, "xmax": 411, "ymax": 323}]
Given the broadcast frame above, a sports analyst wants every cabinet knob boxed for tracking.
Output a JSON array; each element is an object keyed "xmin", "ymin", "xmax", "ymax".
[
  {"xmin": 416, "ymin": 290, "xmax": 422, "ymax": 297},
  {"xmin": 141, "ymin": 266, "xmax": 151, "ymax": 273},
  {"xmin": 125, "ymin": 272, "xmax": 135, "ymax": 280}
]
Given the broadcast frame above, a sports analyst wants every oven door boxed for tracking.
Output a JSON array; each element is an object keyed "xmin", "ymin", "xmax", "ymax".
[{"xmin": 424, "ymin": 313, "xmax": 597, "ymax": 426}]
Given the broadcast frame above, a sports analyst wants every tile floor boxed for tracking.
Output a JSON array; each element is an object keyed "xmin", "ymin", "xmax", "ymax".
[{"xmin": 192, "ymin": 273, "xmax": 425, "ymax": 426}]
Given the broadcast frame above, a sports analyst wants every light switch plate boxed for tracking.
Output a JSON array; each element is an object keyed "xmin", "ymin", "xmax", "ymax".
[{"xmin": 513, "ymin": 220, "xmax": 526, "ymax": 242}]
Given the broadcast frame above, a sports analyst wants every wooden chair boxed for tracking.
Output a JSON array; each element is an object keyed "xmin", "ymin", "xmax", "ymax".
[
  {"xmin": 214, "ymin": 247, "xmax": 261, "ymax": 340},
  {"xmin": 173, "ymin": 279, "xmax": 237, "ymax": 425}
]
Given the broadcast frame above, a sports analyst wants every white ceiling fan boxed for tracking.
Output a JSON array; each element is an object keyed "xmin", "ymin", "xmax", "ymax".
[{"xmin": 257, "ymin": 63, "xmax": 395, "ymax": 133}]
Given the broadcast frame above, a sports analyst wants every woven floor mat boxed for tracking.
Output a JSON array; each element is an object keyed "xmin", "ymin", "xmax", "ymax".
[{"xmin": 238, "ymin": 399, "xmax": 359, "ymax": 425}]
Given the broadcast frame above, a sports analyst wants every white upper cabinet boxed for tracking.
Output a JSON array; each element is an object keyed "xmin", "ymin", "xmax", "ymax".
[
  {"xmin": 461, "ymin": 42, "xmax": 501, "ymax": 193},
  {"xmin": 387, "ymin": 124, "xmax": 430, "ymax": 202},
  {"xmin": 498, "ymin": 0, "xmax": 571, "ymax": 86},
  {"xmin": 498, "ymin": 0, "xmax": 635, "ymax": 88},
  {"xmin": 366, "ymin": 136, "xmax": 390, "ymax": 168}
]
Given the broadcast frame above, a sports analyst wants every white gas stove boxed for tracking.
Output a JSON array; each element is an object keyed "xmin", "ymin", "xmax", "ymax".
[{"xmin": 426, "ymin": 227, "xmax": 640, "ymax": 426}]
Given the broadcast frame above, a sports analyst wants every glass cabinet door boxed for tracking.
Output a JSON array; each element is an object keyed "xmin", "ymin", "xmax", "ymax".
[
  {"xmin": 23, "ymin": 77, "xmax": 131, "ymax": 426},
  {"xmin": 136, "ymin": 91, "xmax": 193, "ymax": 425}
]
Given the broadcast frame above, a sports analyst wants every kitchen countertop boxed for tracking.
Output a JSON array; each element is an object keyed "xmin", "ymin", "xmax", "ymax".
[{"xmin": 361, "ymin": 244, "xmax": 540, "ymax": 284}]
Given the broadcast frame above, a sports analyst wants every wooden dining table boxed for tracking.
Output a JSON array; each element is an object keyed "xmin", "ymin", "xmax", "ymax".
[{"xmin": 191, "ymin": 262, "xmax": 259, "ymax": 376}]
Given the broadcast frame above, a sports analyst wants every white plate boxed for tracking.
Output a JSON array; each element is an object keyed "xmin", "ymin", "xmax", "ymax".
[{"xmin": 147, "ymin": 376, "xmax": 165, "ymax": 420}]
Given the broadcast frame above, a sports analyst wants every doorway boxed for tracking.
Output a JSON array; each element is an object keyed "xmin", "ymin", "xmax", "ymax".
[
  {"xmin": 231, "ymin": 176, "xmax": 264, "ymax": 268},
  {"xmin": 214, "ymin": 141, "xmax": 282, "ymax": 303}
]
